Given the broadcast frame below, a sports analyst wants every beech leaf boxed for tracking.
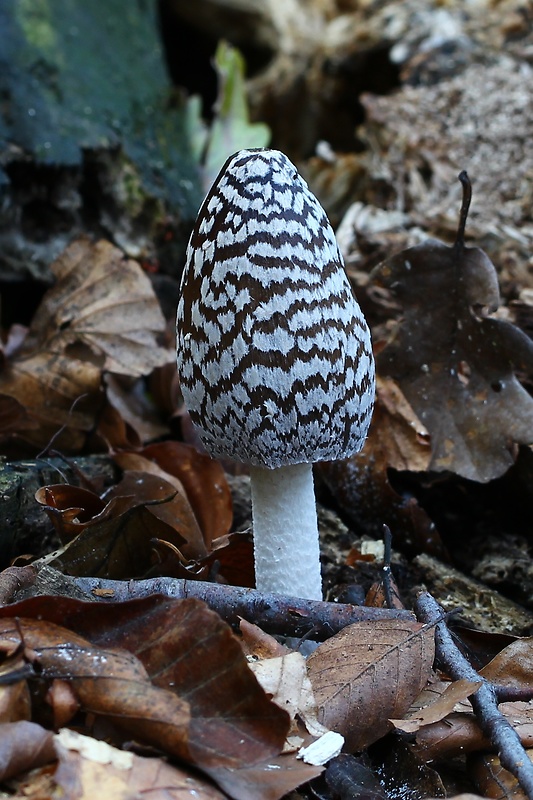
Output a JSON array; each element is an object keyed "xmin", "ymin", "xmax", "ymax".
[
  {"xmin": 307, "ymin": 619, "xmax": 435, "ymax": 751},
  {"xmin": 25, "ymin": 237, "xmax": 172, "ymax": 376},
  {"xmin": 0, "ymin": 595, "xmax": 290, "ymax": 770},
  {"xmin": 0, "ymin": 617, "xmax": 192, "ymax": 761},
  {"xmin": 371, "ymin": 176, "xmax": 533, "ymax": 482},
  {"xmin": 391, "ymin": 679, "xmax": 481, "ymax": 734},
  {"xmin": 0, "ymin": 238, "xmax": 172, "ymax": 452}
]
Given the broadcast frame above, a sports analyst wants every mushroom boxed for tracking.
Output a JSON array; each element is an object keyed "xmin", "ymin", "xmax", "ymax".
[{"xmin": 176, "ymin": 149, "xmax": 375, "ymax": 600}]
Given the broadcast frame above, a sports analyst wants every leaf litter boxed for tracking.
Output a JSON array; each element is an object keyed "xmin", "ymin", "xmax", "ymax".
[
  {"xmin": 0, "ymin": 65, "xmax": 532, "ymax": 800},
  {"xmin": 0, "ymin": 237, "xmax": 173, "ymax": 454}
]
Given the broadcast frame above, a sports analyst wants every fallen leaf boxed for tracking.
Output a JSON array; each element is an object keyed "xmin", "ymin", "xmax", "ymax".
[
  {"xmin": 139, "ymin": 441, "xmax": 234, "ymax": 549},
  {"xmin": 0, "ymin": 595, "xmax": 290, "ymax": 769},
  {"xmin": 391, "ymin": 679, "xmax": 481, "ymax": 734},
  {"xmin": 0, "ymin": 721, "xmax": 55, "ymax": 781},
  {"xmin": 47, "ymin": 679, "xmax": 80, "ymax": 729},
  {"xmin": 307, "ymin": 619, "xmax": 435, "ymax": 751},
  {"xmin": 481, "ymin": 637, "xmax": 533, "ymax": 687},
  {"xmin": 200, "ymin": 530, "xmax": 255, "ymax": 588},
  {"xmin": 250, "ymin": 652, "xmax": 329, "ymax": 738},
  {"xmin": 239, "ymin": 619, "xmax": 290, "ymax": 660},
  {"xmin": 99, "ymin": 597, "xmax": 291, "ymax": 769},
  {"xmin": 0, "ymin": 616, "xmax": 193, "ymax": 762},
  {"xmin": 0, "ymin": 596, "xmax": 320, "ymax": 799},
  {"xmin": 371, "ymin": 179, "xmax": 533, "ymax": 482},
  {"xmin": 0, "ymin": 238, "xmax": 173, "ymax": 452},
  {"xmin": 35, "ymin": 474, "xmax": 194, "ymax": 579},
  {"xmin": 410, "ymin": 700, "xmax": 533, "ymax": 762},
  {"xmin": 412, "ymin": 710, "xmax": 486, "ymax": 761},
  {"xmin": 468, "ymin": 750, "xmax": 533, "ymax": 800},
  {"xmin": 24, "ymin": 238, "xmax": 172, "ymax": 376},
  {"xmin": 0, "ymin": 673, "xmax": 31, "ymax": 724},
  {"xmin": 0, "ymin": 350, "xmax": 104, "ymax": 452},
  {"xmin": 368, "ymin": 376, "xmax": 432, "ymax": 472},
  {"xmin": 53, "ymin": 728, "xmax": 228, "ymax": 800},
  {"xmin": 204, "ymin": 752, "xmax": 322, "ymax": 800},
  {"xmin": 0, "ymin": 394, "xmax": 38, "ymax": 436}
]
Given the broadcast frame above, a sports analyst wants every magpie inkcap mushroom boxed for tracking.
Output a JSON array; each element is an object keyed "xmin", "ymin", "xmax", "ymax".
[{"xmin": 176, "ymin": 148, "xmax": 375, "ymax": 600}]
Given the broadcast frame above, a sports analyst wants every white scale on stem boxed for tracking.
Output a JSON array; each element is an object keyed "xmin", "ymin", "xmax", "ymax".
[{"xmin": 176, "ymin": 148, "xmax": 375, "ymax": 600}]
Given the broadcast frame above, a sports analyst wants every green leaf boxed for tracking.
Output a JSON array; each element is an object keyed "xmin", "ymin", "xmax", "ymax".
[{"xmin": 202, "ymin": 41, "xmax": 270, "ymax": 190}]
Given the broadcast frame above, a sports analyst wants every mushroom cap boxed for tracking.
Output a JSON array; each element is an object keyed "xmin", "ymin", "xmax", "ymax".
[{"xmin": 176, "ymin": 148, "xmax": 375, "ymax": 469}]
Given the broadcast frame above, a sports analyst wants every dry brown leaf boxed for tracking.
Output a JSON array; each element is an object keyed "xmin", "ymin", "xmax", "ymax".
[
  {"xmin": 0, "ymin": 616, "xmax": 193, "ymax": 763},
  {"xmin": 481, "ymin": 638, "xmax": 533, "ymax": 686},
  {"xmin": 0, "ymin": 678, "xmax": 31, "ymax": 724},
  {"xmin": 249, "ymin": 652, "xmax": 328, "ymax": 738},
  {"xmin": 25, "ymin": 237, "xmax": 172, "ymax": 376},
  {"xmin": 412, "ymin": 702, "xmax": 533, "ymax": 762},
  {"xmin": 53, "ymin": 729, "xmax": 228, "ymax": 800},
  {"xmin": 103, "ymin": 597, "xmax": 291, "ymax": 770},
  {"xmin": 35, "ymin": 474, "xmax": 196, "ymax": 579},
  {"xmin": 0, "ymin": 350, "xmax": 104, "ymax": 452},
  {"xmin": 112, "ymin": 451, "xmax": 207, "ymax": 559},
  {"xmin": 0, "ymin": 596, "xmax": 315, "ymax": 799},
  {"xmin": 371, "ymin": 225, "xmax": 533, "ymax": 482},
  {"xmin": 413, "ymin": 712, "xmax": 486, "ymax": 761},
  {"xmin": 204, "ymin": 752, "xmax": 323, "ymax": 800},
  {"xmin": 307, "ymin": 619, "xmax": 435, "ymax": 751},
  {"xmin": 468, "ymin": 751, "xmax": 533, "ymax": 800},
  {"xmin": 0, "ymin": 394, "xmax": 38, "ymax": 436},
  {"xmin": 391, "ymin": 678, "xmax": 481, "ymax": 734},
  {"xmin": 0, "ymin": 238, "xmax": 172, "ymax": 452},
  {"xmin": 0, "ymin": 595, "xmax": 291, "ymax": 772},
  {"xmin": 0, "ymin": 721, "xmax": 56, "ymax": 781},
  {"xmin": 239, "ymin": 619, "xmax": 291, "ymax": 659},
  {"xmin": 369, "ymin": 376, "xmax": 431, "ymax": 472},
  {"xmin": 140, "ymin": 441, "xmax": 234, "ymax": 549}
]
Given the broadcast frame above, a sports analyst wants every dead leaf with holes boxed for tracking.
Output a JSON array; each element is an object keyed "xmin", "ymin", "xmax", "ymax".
[
  {"xmin": 306, "ymin": 618, "xmax": 435, "ymax": 752},
  {"xmin": 371, "ymin": 174, "xmax": 533, "ymax": 482}
]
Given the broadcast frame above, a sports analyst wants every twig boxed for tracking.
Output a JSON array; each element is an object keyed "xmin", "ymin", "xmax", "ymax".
[
  {"xmin": 416, "ymin": 591, "xmax": 533, "ymax": 800},
  {"xmin": 73, "ymin": 575, "xmax": 416, "ymax": 640},
  {"xmin": 0, "ymin": 566, "xmax": 38, "ymax": 605},
  {"xmin": 381, "ymin": 524, "xmax": 394, "ymax": 609}
]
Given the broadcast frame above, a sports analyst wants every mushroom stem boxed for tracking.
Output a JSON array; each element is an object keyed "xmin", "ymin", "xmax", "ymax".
[{"xmin": 250, "ymin": 463, "xmax": 322, "ymax": 601}]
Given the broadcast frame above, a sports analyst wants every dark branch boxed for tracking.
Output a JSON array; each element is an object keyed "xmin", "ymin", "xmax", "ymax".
[
  {"xmin": 454, "ymin": 170, "xmax": 472, "ymax": 252},
  {"xmin": 416, "ymin": 591, "xmax": 533, "ymax": 800},
  {"xmin": 73, "ymin": 575, "xmax": 415, "ymax": 640}
]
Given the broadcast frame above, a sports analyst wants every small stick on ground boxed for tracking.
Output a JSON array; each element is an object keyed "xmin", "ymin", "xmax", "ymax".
[{"xmin": 416, "ymin": 591, "xmax": 533, "ymax": 800}]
